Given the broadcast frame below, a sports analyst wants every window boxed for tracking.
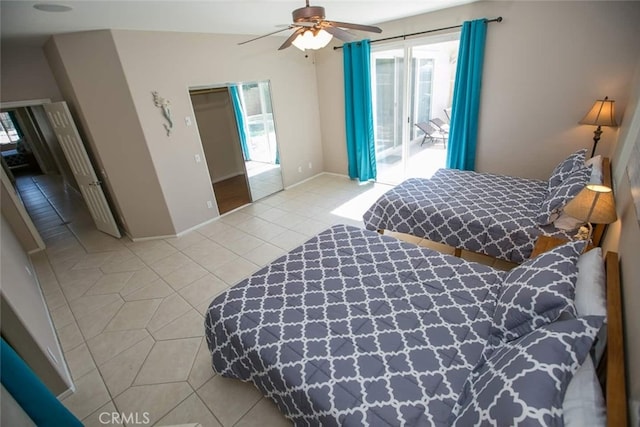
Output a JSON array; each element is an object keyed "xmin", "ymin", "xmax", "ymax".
[
  {"xmin": 0, "ymin": 112, "xmax": 21, "ymax": 145},
  {"xmin": 239, "ymin": 82, "xmax": 278, "ymax": 164}
]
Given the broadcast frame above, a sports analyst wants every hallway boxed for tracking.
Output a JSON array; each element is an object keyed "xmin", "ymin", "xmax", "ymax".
[{"xmin": 15, "ymin": 173, "xmax": 125, "ymax": 253}]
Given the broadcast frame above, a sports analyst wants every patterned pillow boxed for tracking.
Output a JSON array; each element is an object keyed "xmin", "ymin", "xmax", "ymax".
[
  {"xmin": 491, "ymin": 240, "xmax": 584, "ymax": 344},
  {"xmin": 452, "ymin": 316, "xmax": 604, "ymax": 427},
  {"xmin": 547, "ymin": 149, "xmax": 587, "ymax": 192},
  {"xmin": 537, "ymin": 166, "xmax": 591, "ymax": 225}
]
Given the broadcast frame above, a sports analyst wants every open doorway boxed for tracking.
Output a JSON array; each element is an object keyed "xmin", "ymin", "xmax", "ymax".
[
  {"xmin": 1, "ymin": 99, "xmax": 123, "ymax": 245},
  {"xmin": 189, "ymin": 87, "xmax": 252, "ymax": 215}
]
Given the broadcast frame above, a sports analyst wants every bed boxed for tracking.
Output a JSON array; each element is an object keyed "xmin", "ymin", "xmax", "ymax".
[
  {"xmin": 204, "ymin": 224, "xmax": 627, "ymax": 426},
  {"xmin": 362, "ymin": 151, "xmax": 609, "ymax": 264}
]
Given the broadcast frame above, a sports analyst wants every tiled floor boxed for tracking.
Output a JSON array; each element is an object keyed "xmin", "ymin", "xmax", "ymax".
[{"xmin": 16, "ymin": 172, "xmax": 514, "ymax": 427}]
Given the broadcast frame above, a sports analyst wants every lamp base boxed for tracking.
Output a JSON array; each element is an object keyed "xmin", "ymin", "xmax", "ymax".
[
  {"xmin": 573, "ymin": 223, "xmax": 593, "ymax": 253},
  {"xmin": 574, "ymin": 225, "xmax": 590, "ymax": 240},
  {"xmin": 591, "ymin": 126, "xmax": 603, "ymax": 158}
]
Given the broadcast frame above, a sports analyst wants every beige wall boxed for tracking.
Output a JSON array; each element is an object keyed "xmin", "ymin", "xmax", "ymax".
[
  {"xmin": 109, "ymin": 30, "xmax": 323, "ymax": 233},
  {"xmin": 316, "ymin": 1, "xmax": 640, "ymax": 180},
  {"xmin": 0, "ymin": 46, "xmax": 62, "ymax": 103},
  {"xmin": 0, "ymin": 215, "xmax": 72, "ymax": 395},
  {"xmin": 34, "ymin": 29, "xmax": 325, "ymax": 236},
  {"xmin": 44, "ymin": 31, "xmax": 175, "ymax": 239},
  {"xmin": 1, "ymin": 168, "xmax": 44, "ymax": 254},
  {"xmin": 602, "ymin": 55, "xmax": 640, "ymax": 425}
]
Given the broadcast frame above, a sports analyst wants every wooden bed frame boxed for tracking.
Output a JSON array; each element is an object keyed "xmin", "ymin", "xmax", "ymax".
[{"xmin": 603, "ymin": 251, "xmax": 628, "ymax": 427}]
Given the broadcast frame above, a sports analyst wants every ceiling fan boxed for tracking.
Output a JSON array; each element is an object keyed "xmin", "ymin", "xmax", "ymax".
[{"xmin": 238, "ymin": 0, "xmax": 382, "ymax": 51}]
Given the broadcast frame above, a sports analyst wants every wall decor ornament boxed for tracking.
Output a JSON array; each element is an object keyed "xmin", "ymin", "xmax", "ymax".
[{"xmin": 152, "ymin": 91, "xmax": 173, "ymax": 136}]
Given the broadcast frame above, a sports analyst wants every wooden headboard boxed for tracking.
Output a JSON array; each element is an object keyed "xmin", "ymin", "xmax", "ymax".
[
  {"xmin": 602, "ymin": 251, "xmax": 628, "ymax": 427},
  {"xmin": 592, "ymin": 157, "xmax": 613, "ymax": 247}
]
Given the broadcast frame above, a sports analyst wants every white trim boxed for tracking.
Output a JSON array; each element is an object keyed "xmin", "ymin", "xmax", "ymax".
[
  {"xmin": 320, "ymin": 172, "xmax": 351, "ymax": 180},
  {"xmin": 219, "ymin": 203, "xmax": 252, "ymax": 217},
  {"xmin": 175, "ymin": 215, "xmax": 220, "ymax": 237},
  {"xmin": 127, "ymin": 232, "xmax": 178, "ymax": 242},
  {"xmin": 28, "ymin": 257, "xmax": 75, "ymax": 393},
  {"xmin": 0, "ymin": 99, "xmax": 52, "ymax": 109},
  {"xmin": 56, "ymin": 385, "xmax": 76, "ymax": 400},
  {"xmin": 126, "ymin": 214, "xmax": 224, "ymax": 241},
  {"xmin": 284, "ymin": 172, "xmax": 326, "ymax": 190}
]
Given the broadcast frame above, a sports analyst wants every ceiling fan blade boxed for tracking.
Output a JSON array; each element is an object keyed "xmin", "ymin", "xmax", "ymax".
[
  {"xmin": 323, "ymin": 25, "xmax": 357, "ymax": 42},
  {"xmin": 325, "ymin": 21, "xmax": 382, "ymax": 34},
  {"xmin": 238, "ymin": 27, "xmax": 293, "ymax": 46},
  {"xmin": 278, "ymin": 27, "xmax": 305, "ymax": 50}
]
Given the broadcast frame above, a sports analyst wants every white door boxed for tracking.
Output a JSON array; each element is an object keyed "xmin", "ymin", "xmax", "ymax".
[{"xmin": 43, "ymin": 102, "xmax": 121, "ymax": 238}]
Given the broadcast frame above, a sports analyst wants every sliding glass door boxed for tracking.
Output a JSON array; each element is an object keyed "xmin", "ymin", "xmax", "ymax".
[{"xmin": 371, "ymin": 34, "xmax": 460, "ymax": 184}]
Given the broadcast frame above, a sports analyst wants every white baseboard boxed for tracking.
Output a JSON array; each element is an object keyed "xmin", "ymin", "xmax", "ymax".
[
  {"xmin": 284, "ymin": 171, "xmax": 352, "ymax": 190},
  {"xmin": 56, "ymin": 383, "xmax": 76, "ymax": 400},
  {"xmin": 127, "ymin": 232, "xmax": 178, "ymax": 242},
  {"xmin": 321, "ymin": 171, "xmax": 352, "ymax": 180},
  {"xmin": 284, "ymin": 172, "xmax": 324, "ymax": 190}
]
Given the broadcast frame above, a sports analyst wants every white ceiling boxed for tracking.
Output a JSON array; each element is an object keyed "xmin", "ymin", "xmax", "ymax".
[{"xmin": 0, "ymin": 0, "xmax": 476, "ymax": 48}]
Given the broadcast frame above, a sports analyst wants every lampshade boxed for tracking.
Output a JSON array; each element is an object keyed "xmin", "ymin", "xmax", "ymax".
[
  {"xmin": 579, "ymin": 96, "xmax": 618, "ymax": 127},
  {"xmin": 292, "ymin": 29, "xmax": 333, "ymax": 51},
  {"xmin": 564, "ymin": 184, "xmax": 617, "ymax": 224}
]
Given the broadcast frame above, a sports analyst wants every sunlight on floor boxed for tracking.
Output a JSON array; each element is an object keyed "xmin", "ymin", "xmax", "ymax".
[{"xmin": 330, "ymin": 182, "xmax": 392, "ymax": 221}]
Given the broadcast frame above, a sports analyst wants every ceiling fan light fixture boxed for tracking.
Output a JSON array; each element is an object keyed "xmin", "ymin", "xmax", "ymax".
[{"xmin": 292, "ymin": 29, "xmax": 333, "ymax": 51}]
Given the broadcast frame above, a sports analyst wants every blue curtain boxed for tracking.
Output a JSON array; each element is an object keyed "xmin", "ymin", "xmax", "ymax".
[
  {"xmin": 1, "ymin": 338, "xmax": 82, "ymax": 427},
  {"xmin": 343, "ymin": 40, "xmax": 376, "ymax": 182},
  {"xmin": 229, "ymin": 85, "xmax": 251, "ymax": 161},
  {"xmin": 446, "ymin": 19, "xmax": 488, "ymax": 171}
]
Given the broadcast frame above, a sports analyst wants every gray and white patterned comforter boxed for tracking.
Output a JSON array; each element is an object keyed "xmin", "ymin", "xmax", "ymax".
[
  {"xmin": 363, "ymin": 168, "xmax": 572, "ymax": 263},
  {"xmin": 205, "ymin": 225, "xmax": 504, "ymax": 426}
]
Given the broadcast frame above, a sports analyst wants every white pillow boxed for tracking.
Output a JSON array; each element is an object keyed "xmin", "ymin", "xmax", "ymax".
[
  {"xmin": 585, "ymin": 154, "xmax": 603, "ymax": 184},
  {"xmin": 575, "ymin": 247, "xmax": 606, "ymax": 317},
  {"xmin": 562, "ymin": 355, "xmax": 606, "ymax": 427},
  {"xmin": 553, "ymin": 213, "xmax": 583, "ymax": 231},
  {"xmin": 575, "ymin": 246, "xmax": 608, "ymax": 366}
]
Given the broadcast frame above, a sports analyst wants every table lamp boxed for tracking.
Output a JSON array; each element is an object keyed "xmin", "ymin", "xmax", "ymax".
[
  {"xmin": 579, "ymin": 96, "xmax": 617, "ymax": 158},
  {"xmin": 564, "ymin": 184, "xmax": 617, "ymax": 244}
]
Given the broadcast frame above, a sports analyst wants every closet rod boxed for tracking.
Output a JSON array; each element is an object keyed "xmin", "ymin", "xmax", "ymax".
[
  {"xmin": 333, "ymin": 16, "xmax": 503, "ymax": 50},
  {"xmin": 189, "ymin": 87, "xmax": 229, "ymax": 96}
]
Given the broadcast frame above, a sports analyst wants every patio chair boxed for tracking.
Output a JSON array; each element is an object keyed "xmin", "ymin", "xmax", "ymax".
[
  {"xmin": 415, "ymin": 122, "xmax": 447, "ymax": 148},
  {"xmin": 444, "ymin": 108, "xmax": 452, "ymax": 122},
  {"xmin": 430, "ymin": 117, "xmax": 450, "ymax": 135}
]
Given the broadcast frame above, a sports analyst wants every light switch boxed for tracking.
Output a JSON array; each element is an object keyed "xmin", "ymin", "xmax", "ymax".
[
  {"xmin": 195, "ymin": 154, "xmax": 201, "ymax": 163},
  {"xmin": 185, "ymin": 116, "xmax": 192, "ymax": 126}
]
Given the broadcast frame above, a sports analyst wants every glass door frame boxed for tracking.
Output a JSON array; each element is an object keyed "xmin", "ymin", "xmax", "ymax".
[{"xmin": 371, "ymin": 32, "xmax": 461, "ymax": 184}]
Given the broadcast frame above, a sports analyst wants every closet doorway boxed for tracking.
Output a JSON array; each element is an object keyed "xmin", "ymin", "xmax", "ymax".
[
  {"xmin": 190, "ymin": 87, "xmax": 252, "ymax": 215},
  {"xmin": 189, "ymin": 81, "xmax": 283, "ymax": 215}
]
